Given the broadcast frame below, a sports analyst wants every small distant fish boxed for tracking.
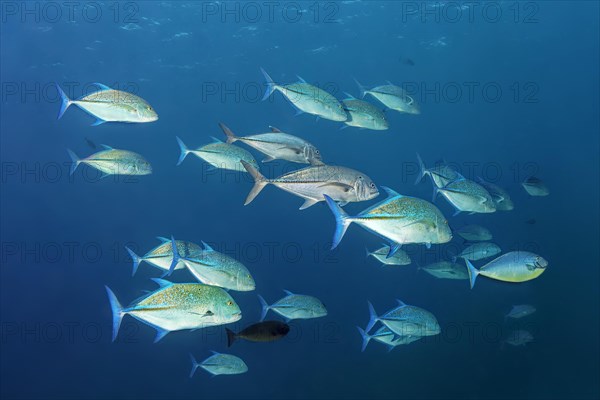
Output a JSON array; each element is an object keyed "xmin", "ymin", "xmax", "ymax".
[
  {"xmin": 219, "ymin": 123, "xmax": 323, "ymax": 165},
  {"xmin": 454, "ymin": 225, "xmax": 492, "ymax": 242},
  {"xmin": 225, "ymin": 321, "xmax": 290, "ymax": 346},
  {"xmin": 366, "ymin": 300, "xmax": 440, "ymax": 338},
  {"xmin": 476, "ymin": 177, "xmax": 514, "ymax": 211},
  {"xmin": 522, "ymin": 176, "xmax": 549, "ymax": 196},
  {"xmin": 189, "ymin": 351, "xmax": 247, "ymax": 377},
  {"xmin": 464, "ymin": 251, "xmax": 548, "ymax": 289},
  {"xmin": 176, "ymin": 136, "xmax": 258, "ymax": 172},
  {"xmin": 56, "ymin": 82, "xmax": 158, "ymax": 125},
  {"xmin": 505, "ymin": 304, "xmax": 536, "ymax": 320},
  {"xmin": 504, "ymin": 330, "xmax": 534, "ymax": 346},
  {"xmin": 365, "ymin": 245, "xmax": 411, "ymax": 266},
  {"xmin": 260, "ymin": 68, "xmax": 347, "ymax": 122},
  {"xmin": 84, "ymin": 137, "xmax": 97, "ymax": 150},
  {"xmin": 434, "ymin": 178, "xmax": 496, "ymax": 215},
  {"xmin": 357, "ymin": 325, "xmax": 421, "ymax": 352},
  {"xmin": 525, "ymin": 219, "xmax": 537, "ymax": 225},
  {"xmin": 324, "ymin": 187, "xmax": 452, "ymax": 256},
  {"xmin": 453, "ymin": 242, "xmax": 501, "ymax": 262},
  {"xmin": 419, "ymin": 261, "xmax": 469, "ymax": 280},
  {"xmin": 258, "ymin": 290, "xmax": 327, "ymax": 321},
  {"xmin": 173, "ymin": 241, "xmax": 255, "ymax": 292},
  {"xmin": 66, "ymin": 145, "xmax": 152, "ymax": 177},
  {"xmin": 355, "ymin": 79, "xmax": 420, "ymax": 115},
  {"xmin": 399, "ymin": 57, "xmax": 415, "ymax": 66},
  {"xmin": 125, "ymin": 237, "xmax": 204, "ymax": 276},
  {"xmin": 342, "ymin": 95, "xmax": 389, "ymax": 130},
  {"xmin": 105, "ymin": 279, "xmax": 242, "ymax": 342},
  {"xmin": 241, "ymin": 161, "xmax": 379, "ymax": 210}
]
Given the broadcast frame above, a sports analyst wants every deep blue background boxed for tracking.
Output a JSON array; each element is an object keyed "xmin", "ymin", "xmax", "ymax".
[{"xmin": 1, "ymin": 2, "xmax": 599, "ymax": 399}]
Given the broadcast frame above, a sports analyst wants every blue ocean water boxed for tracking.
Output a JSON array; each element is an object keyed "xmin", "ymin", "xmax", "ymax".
[{"xmin": 1, "ymin": 1, "xmax": 599, "ymax": 399}]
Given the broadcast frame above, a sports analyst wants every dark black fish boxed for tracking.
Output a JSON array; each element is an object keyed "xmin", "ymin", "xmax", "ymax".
[
  {"xmin": 85, "ymin": 137, "xmax": 97, "ymax": 149},
  {"xmin": 225, "ymin": 321, "xmax": 290, "ymax": 347},
  {"xmin": 525, "ymin": 219, "xmax": 536, "ymax": 225},
  {"xmin": 400, "ymin": 57, "xmax": 415, "ymax": 66}
]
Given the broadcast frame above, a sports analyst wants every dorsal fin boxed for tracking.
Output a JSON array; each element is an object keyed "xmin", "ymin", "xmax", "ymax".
[
  {"xmin": 343, "ymin": 92, "xmax": 356, "ymax": 100},
  {"xmin": 381, "ymin": 186, "xmax": 401, "ymax": 198},
  {"xmin": 396, "ymin": 299, "xmax": 407, "ymax": 307},
  {"xmin": 92, "ymin": 82, "xmax": 112, "ymax": 91},
  {"xmin": 283, "ymin": 289, "xmax": 294, "ymax": 296},
  {"xmin": 210, "ymin": 136, "xmax": 223, "ymax": 143},
  {"xmin": 100, "ymin": 144, "xmax": 113, "ymax": 150},
  {"xmin": 156, "ymin": 236, "xmax": 170, "ymax": 243},
  {"xmin": 209, "ymin": 350, "xmax": 221, "ymax": 356},
  {"xmin": 296, "ymin": 75, "xmax": 307, "ymax": 83},
  {"xmin": 151, "ymin": 278, "xmax": 172, "ymax": 288},
  {"xmin": 269, "ymin": 126, "xmax": 283, "ymax": 133},
  {"xmin": 201, "ymin": 241, "xmax": 214, "ymax": 252}
]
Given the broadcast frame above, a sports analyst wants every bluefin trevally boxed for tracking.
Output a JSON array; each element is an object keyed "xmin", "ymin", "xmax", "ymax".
[
  {"xmin": 261, "ymin": 68, "xmax": 347, "ymax": 121},
  {"xmin": 67, "ymin": 145, "xmax": 152, "ymax": 177},
  {"xmin": 105, "ymin": 279, "xmax": 241, "ymax": 342},
  {"xmin": 189, "ymin": 351, "xmax": 248, "ymax": 377},
  {"xmin": 258, "ymin": 290, "xmax": 327, "ymax": 322},
  {"xmin": 324, "ymin": 187, "xmax": 452, "ymax": 257},
  {"xmin": 56, "ymin": 82, "xmax": 157, "ymax": 125}
]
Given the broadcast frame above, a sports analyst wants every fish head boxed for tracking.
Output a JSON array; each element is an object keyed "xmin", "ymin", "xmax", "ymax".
[
  {"xmin": 304, "ymin": 145, "xmax": 323, "ymax": 164},
  {"xmin": 526, "ymin": 254, "xmax": 548, "ymax": 270},
  {"xmin": 354, "ymin": 174, "xmax": 379, "ymax": 201},
  {"xmin": 135, "ymin": 159, "xmax": 153, "ymax": 174},
  {"xmin": 212, "ymin": 293, "xmax": 242, "ymax": 324},
  {"xmin": 234, "ymin": 268, "xmax": 256, "ymax": 291},
  {"xmin": 428, "ymin": 213, "xmax": 452, "ymax": 243},
  {"xmin": 135, "ymin": 102, "xmax": 159, "ymax": 122}
]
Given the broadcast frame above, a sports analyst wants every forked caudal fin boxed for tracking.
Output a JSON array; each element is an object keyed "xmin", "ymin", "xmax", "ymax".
[
  {"xmin": 125, "ymin": 246, "xmax": 142, "ymax": 276},
  {"xmin": 105, "ymin": 286, "xmax": 125, "ymax": 343},
  {"xmin": 164, "ymin": 236, "xmax": 180, "ymax": 277},
  {"xmin": 260, "ymin": 67, "xmax": 277, "ymax": 101},
  {"xmin": 66, "ymin": 149, "xmax": 80, "ymax": 176},
  {"xmin": 219, "ymin": 122, "xmax": 238, "ymax": 144},
  {"xmin": 225, "ymin": 328, "xmax": 237, "ymax": 347},
  {"xmin": 415, "ymin": 152, "xmax": 428, "ymax": 185},
  {"xmin": 353, "ymin": 78, "xmax": 367, "ymax": 98},
  {"xmin": 323, "ymin": 195, "xmax": 352, "ymax": 250},
  {"xmin": 366, "ymin": 301, "xmax": 379, "ymax": 333},
  {"xmin": 189, "ymin": 353, "xmax": 200, "ymax": 378},
  {"xmin": 257, "ymin": 294, "xmax": 270, "ymax": 321},
  {"xmin": 464, "ymin": 259, "xmax": 479, "ymax": 289},
  {"xmin": 175, "ymin": 137, "xmax": 190, "ymax": 166},
  {"xmin": 241, "ymin": 160, "xmax": 269, "ymax": 205},
  {"xmin": 356, "ymin": 326, "xmax": 372, "ymax": 352},
  {"xmin": 56, "ymin": 83, "xmax": 72, "ymax": 119}
]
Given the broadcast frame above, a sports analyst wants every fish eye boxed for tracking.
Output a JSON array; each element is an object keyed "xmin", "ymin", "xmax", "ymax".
[
  {"xmin": 146, "ymin": 106, "xmax": 152, "ymax": 111},
  {"xmin": 226, "ymin": 300, "xmax": 233, "ymax": 306},
  {"xmin": 315, "ymin": 150, "xmax": 320, "ymax": 154},
  {"xmin": 370, "ymin": 183, "xmax": 375, "ymax": 188},
  {"xmin": 358, "ymin": 176, "xmax": 363, "ymax": 180}
]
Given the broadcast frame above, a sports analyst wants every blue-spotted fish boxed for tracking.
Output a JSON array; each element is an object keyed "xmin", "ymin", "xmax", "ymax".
[
  {"xmin": 56, "ymin": 83, "xmax": 157, "ymax": 125},
  {"xmin": 324, "ymin": 187, "xmax": 452, "ymax": 257},
  {"xmin": 258, "ymin": 290, "xmax": 327, "ymax": 322},
  {"xmin": 105, "ymin": 279, "xmax": 241, "ymax": 342},
  {"xmin": 357, "ymin": 325, "xmax": 422, "ymax": 352},
  {"xmin": 125, "ymin": 237, "xmax": 204, "ymax": 276},
  {"xmin": 174, "ymin": 241, "xmax": 255, "ymax": 292},
  {"xmin": 355, "ymin": 80, "xmax": 420, "ymax": 115},
  {"xmin": 189, "ymin": 351, "xmax": 248, "ymax": 377},
  {"xmin": 176, "ymin": 136, "xmax": 258, "ymax": 172},
  {"xmin": 464, "ymin": 251, "xmax": 548, "ymax": 289},
  {"xmin": 67, "ymin": 145, "xmax": 152, "ymax": 177},
  {"xmin": 261, "ymin": 68, "xmax": 347, "ymax": 122},
  {"xmin": 366, "ymin": 300, "xmax": 440, "ymax": 338},
  {"xmin": 342, "ymin": 95, "xmax": 389, "ymax": 130},
  {"xmin": 434, "ymin": 178, "xmax": 496, "ymax": 215}
]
